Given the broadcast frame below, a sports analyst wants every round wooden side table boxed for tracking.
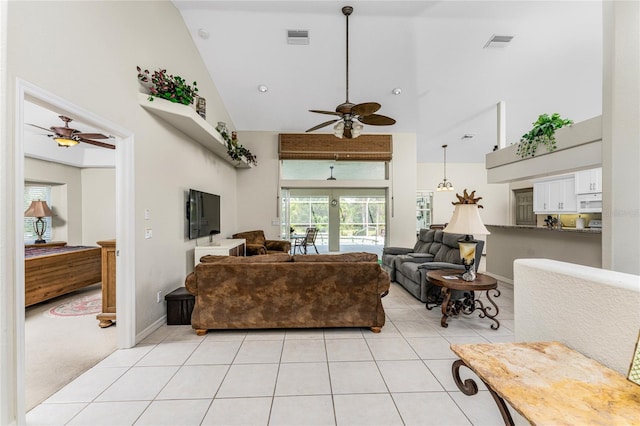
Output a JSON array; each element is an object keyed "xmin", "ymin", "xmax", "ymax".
[{"xmin": 426, "ymin": 269, "xmax": 500, "ymax": 329}]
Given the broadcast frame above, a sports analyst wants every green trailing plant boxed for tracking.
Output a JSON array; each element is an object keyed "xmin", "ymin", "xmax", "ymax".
[
  {"xmin": 215, "ymin": 123, "xmax": 258, "ymax": 166},
  {"xmin": 137, "ymin": 66, "xmax": 198, "ymax": 106},
  {"xmin": 516, "ymin": 113, "xmax": 573, "ymax": 158}
]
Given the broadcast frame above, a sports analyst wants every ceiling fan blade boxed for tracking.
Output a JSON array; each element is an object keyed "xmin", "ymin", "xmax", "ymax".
[
  {"xmin": 79, "ymin": 138, "xmax": 116, "ymax": 150},
  {"xmin": 343, "ymin": 127, "xmax": 353, "ymax": 139},
  {"xmin": 352, "ymin": 102, "xmax": 381, "ymax": 116},
  {"xmin": 26, "ymin": 123, "xmax": 53, "ymax": 133},
  {"xmin": 359, "ymin": 114, "xmax": 396, "ymax": 126},
  {"xmin": 75, "ymin": 132, "xmax": 109, "ymax": 139},
  {"xmin": 309, "ymin": 109, "xmax": 342, "ymax": 116},
  {"xmin": 306, "ymin": 119, "xmax": 340, "ymax": 133}
]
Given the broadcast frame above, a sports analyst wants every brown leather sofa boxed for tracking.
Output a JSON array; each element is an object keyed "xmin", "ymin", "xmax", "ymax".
[
  {"xmin": 231, "ymin": 229, "xmax": 291, "ymax": 255},
  {"xmin": 185, "ymin": 252, "xmax": 390, "ymax": 335}
]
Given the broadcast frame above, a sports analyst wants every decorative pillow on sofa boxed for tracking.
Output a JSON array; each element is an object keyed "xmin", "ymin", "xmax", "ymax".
[
  {"xmin": 200, "ymin": 253, "xmax": 292, "ymax": 264},
  {"xmin": 293, "ymin": 252, "xmax": 378, "ymax": 263}
]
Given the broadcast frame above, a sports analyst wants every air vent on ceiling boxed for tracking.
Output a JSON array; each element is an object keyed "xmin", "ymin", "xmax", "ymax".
[
  {"xmin": 287, "ymin": 29, "xmax": 309, "ymax": 45},
  {"xmin": 483, "ymin": 34, "xmax": 514, "ymax": 49}
]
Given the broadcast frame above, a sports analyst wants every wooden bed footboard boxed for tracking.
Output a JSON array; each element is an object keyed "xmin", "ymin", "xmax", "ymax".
[{"xmin": 25, "ymin": 246, "xmax": 102, "ymax": 306}]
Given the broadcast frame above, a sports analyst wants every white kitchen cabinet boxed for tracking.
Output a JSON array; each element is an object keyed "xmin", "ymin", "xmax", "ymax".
[
  {"xmin": 534, "ymin": 177, "xmax": 577, "ymax": 213},
  {"xmin": 575, "ymin": 168, "xmax": 602, "ymax": 194}
]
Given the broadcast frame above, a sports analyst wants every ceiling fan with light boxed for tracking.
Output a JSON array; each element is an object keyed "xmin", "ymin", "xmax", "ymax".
[
  {"xmin": 28, "ymin": 115, "xmax": 115, "ymax": 149},
  {"xmin": 306, "ymin": 6, "xmax": 396, "ymax": 139}
]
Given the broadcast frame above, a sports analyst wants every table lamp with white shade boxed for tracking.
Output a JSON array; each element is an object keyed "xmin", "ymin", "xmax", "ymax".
[{"xmin": 443, "ymin": 190, "xmax": 490, "ymax": 281}]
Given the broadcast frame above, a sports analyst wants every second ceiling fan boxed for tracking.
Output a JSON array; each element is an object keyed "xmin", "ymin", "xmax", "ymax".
[{"xmin": 306, "ymin": 6, "xmax": 396, "ymax": 139}]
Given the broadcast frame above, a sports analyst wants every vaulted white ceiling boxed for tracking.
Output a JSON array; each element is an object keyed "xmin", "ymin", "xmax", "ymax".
[{"xmin": 174, "ymin": 0, "xmax": 603, "ymax": 163}]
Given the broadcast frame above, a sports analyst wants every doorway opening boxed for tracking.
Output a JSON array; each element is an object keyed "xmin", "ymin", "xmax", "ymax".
[{"xmin": 11, "ymin": 80, "xmax": 136, "ymax": 422}]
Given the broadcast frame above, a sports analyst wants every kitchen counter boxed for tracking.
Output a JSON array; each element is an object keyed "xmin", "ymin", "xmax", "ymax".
[
  {"xmin": 486, "ymin": 224, "xmax": 601, "ymax": 234},
  {"xmin": 485, "ymin": 225, "xmax": 601, "ymax": 283}
]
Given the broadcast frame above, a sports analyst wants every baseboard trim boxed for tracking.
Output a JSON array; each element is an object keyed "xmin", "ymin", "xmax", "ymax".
[
  {"xmin": 136, "ymin": 315, "xmax": 166, "ymax": 343},
  {"xmin": 484, "ymin": 272, "xmax": 514, "ymax": 288}
]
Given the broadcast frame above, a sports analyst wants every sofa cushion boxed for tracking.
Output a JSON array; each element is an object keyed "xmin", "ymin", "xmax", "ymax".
[
  {"xmin": 417, "ymin": 262, "xmax": 465, "ymax": 271},
  {"xmin": 408, "ymin": 253, "xmax": 434, "ymax": 260},
  {"xmin": 200, "ymin": 253, "xmax": 292, "ymax": 264},
  {"xmin": 293, "ymin": 252, "xmax": 378, "ymax": 263}
]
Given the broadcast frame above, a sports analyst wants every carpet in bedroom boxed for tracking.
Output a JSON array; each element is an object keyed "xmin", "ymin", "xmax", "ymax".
[{"xmin": 25, "ymin": 283, "xmax": 117, "ymax": 411}]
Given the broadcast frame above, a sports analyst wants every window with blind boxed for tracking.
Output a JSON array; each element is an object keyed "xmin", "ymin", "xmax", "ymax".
[{"xmin": 24, "ymin": 185, "xmax": 52, "ymax": 243}]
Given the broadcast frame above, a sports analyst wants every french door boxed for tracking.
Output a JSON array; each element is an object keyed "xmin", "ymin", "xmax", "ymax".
[{"xmin": 282, "ymin": 188, "xmax": 386, "ymax": 253}]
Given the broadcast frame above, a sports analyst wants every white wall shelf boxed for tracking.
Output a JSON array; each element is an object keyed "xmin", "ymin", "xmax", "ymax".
[{"xmin": 138, "ymin": 93, "xmax": 251, "ymax": 169}]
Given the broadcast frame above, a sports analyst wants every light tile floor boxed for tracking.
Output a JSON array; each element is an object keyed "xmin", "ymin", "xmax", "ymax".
[{"xmin": 27, "ymin": 281, "xmax": 525, "ymax": 426}]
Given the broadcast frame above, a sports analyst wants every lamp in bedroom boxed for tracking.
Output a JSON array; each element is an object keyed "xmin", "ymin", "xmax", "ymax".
[
  {"xmin": 24, "ymin": 200, "xmax": 54, "ymax": 244},
  {"xmin": 443, "ymin": 189, "xmax": 490, "ymax": 281}
]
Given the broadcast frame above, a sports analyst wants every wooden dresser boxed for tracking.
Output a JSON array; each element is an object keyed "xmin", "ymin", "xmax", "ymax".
[{"xmin": 96, "ymin": 239, "xmax": 116, "ymax": 328}]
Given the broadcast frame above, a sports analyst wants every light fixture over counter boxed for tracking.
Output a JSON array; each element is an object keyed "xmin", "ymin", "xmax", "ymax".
[{"xmin": 436, "ymin": 144, "xmax": 454, "ymax": 191}]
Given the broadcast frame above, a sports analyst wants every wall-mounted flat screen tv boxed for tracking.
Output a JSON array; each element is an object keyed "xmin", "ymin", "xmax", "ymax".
[{"xmin": 187, "ymin": 189, "xmax": 221, "ymax": 239}]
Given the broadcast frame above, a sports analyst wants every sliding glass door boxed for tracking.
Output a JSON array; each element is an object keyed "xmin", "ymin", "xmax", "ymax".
[{"xmin": 282, "ymin": 188, "xmax": 385, "ymax": 254}]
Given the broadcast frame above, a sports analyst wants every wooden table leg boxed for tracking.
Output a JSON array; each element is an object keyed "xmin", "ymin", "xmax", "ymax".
[{"xmin": 452, "ymin": 359, "xmax": 515, "ymax": 426}]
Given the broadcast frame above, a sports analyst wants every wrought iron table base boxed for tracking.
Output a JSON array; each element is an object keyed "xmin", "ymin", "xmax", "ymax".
[
  {"xmin": 452, "ymin": 359, "xmax": 515, "ymax": 426},
  {"xmin": 427, "ymin": 288, "xmax": 501, "ymax": 329}
]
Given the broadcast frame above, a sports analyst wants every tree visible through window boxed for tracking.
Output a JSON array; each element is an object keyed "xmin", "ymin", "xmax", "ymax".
[{"xmin": 24, "ymin": 185, "xmax": 52, "ymax": 243}]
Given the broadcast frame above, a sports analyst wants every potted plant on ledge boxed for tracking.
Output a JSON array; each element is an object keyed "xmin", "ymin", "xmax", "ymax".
[
  {"xmin": 137, "ymin": 66, "xmax": 198, "ymax": 106},
  {"xmin": 516, "ymin": 113, "xmax": 573, "ymax": 158},
  {"xmin": 215, "ymin": 122, "xmax": 258, "ymax": 167}
]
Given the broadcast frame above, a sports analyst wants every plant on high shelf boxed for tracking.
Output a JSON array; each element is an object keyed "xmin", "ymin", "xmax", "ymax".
[
  {"xmin": 215, "ymin": 122, "xmax": 258, "ymax": 166},
  {"xmin": 516, "ymin": 113, "xmax": 573, "ymax": 158},
  {"xmin": 136, "ymin": 66, "xmax": 198, "ymax": 106}
]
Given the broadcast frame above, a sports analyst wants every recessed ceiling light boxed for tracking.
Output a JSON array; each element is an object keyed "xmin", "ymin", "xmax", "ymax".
[
  {"xmin": 258, "ymin": 85, "xmax": 268, "ymax": 93},
  {"xmin": 392, "ymin": 88, "xmax": 402, "ymax": 95},
  {"xmin": 198, "ymin": 28, "xmax": 210, "ymax": 40}
]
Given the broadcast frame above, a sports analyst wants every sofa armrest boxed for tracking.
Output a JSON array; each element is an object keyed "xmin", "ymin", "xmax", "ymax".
[
  {"xmin": 266, "ymin": 239, "xmax": 291, "ymax": 252},
  {"xmin": 382, "ymin": 246, "xmax": 413, "ymax": 255},
  {"xmin": 185, "ymin": 272, "xmax": 197, "ymax": 295},
  {"xmin": 246, "ymin": 243, "xmax": 267, "ymax": 255},
  {"xmin": 395, "ymin": 253, "xmax": 435, "ymax": 265}
]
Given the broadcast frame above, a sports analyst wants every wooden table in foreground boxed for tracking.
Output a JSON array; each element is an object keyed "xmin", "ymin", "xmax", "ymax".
[
  {"xmin": 426, "ymin": 269, "xmax": 500, "ymax": 329},
  {"xmin": 450, "ymin": 341, "xmax": 640, "ymax": 425}
]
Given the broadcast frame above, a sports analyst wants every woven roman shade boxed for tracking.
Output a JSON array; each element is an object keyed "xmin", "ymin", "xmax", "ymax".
[{"xmin": 279, "ymin": 134, "xmax": 392, "ymax": 161}]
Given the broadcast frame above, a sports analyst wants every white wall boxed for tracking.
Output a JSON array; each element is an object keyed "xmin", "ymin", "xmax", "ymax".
[
  {"xmin": 7, "ymin": 1, "xmax": 237, "ymax": 335},
  {"xmin": 236, "ymin": 131, "xmax": 418, "ymax": 249},
  {"xmin": 417, "ymin": 162, "xmax": 509, "ymax": 252},
  {"xmin": 81, "ymin": 168, "xmax": 116, "ymax": 245},
  {"xmin": 602, "ymin": 1, "xmax": 640, "ymax": 275},
  {"xmin": 514, "ymin": 259, "xmax": 640, "ymax": 375}
]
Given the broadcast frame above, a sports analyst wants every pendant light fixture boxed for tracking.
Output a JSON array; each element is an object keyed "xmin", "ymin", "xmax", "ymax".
[
  {"xmin": 436, "ymin": 144, "xmax": 454, "ymax": 191},
  {"xmin": 327, "ymin": 165, "xmax": 336, "ymax": 180}
]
